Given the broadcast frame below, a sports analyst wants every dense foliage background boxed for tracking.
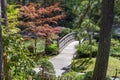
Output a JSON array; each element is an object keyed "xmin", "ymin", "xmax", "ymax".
[{"xmin": 0, "ymin": 0, "xmax": 119, "ymax": 80}]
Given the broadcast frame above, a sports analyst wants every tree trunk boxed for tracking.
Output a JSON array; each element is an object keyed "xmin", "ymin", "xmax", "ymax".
[
  {"xmin": 0, "ymin": 0, "xmax": 4, "ymax": 80},
  {"xmin": 45, "ymin": 40, "xmax": 48, "ymax": 55},
  {"xmin": 1, "ymin": 0, "xmax": 8, "ymax": 27},
  {"xmin": 92, "ymin": 0, "xmax": 115, "ymax": 80},
  {"xmin": 88, "ymin": 33, "xmax": 92, "ymax": 59},
  {"xmin": 34, "ymin": 39, "xmax": 37, "ymax": 55}
]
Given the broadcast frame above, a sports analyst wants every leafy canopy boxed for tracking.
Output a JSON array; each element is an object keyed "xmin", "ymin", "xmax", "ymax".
[{"xmin": 19, "ymin": 2, "xmax": 65, "ymax": 40}]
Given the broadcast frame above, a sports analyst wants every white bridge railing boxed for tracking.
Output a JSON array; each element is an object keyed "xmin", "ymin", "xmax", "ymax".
[{"xmin": 58, "ymin": 32, "xmax": 76, "ymax": 52}]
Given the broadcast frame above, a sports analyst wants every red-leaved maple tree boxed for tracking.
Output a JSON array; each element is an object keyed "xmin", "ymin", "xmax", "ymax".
[{"xmin": 19, "ymin": 2, "xmax": 65, "ymax": 54}]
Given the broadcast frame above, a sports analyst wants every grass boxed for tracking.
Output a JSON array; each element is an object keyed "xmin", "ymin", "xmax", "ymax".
[{"xmin": 71, "ymin": 57, "xmax": 120, "ymax": 77}]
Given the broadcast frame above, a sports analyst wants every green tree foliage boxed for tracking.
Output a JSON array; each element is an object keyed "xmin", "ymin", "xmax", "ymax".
[
  {"xmin": 7, "ymin": 5, "xmax": 20, "ymax": 32},
  {"xmin": 114, "ymin": 0, "xmax": 120, "ymax": 23},
  {"xmin": 3, "ymin": 5, "xmax": 36, "ymax": 80},
  {"xmin": 73, "ymin": 0, "xmax": 101, "ymax": 27}
]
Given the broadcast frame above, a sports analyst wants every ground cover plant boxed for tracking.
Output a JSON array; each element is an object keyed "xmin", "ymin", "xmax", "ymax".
[{"xmin": 71, "ymin": 57, "xmax": 120, "ymax": 77}]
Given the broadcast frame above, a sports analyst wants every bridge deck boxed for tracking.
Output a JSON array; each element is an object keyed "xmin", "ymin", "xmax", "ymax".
[{"xmin": 49, "ymin": 41, "xmax": 79, "ymax": 76}]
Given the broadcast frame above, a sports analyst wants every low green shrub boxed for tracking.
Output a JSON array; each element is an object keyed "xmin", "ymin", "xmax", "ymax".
[
  {"xmin": 76, "ymin": 39, "xmax": 120, "ymax": 58},
  {"xmin": 110, "ymin": 39, "xmax": 120, "ymax": 57},
  {"xmin": 74, "ymin": 74, "xmax": 85, "ymax": 80},
  {"xmin": 83, "ymin": 71, "xmax": 93, "ymax": 80},
  {"xmin": 45, "ymin": 43, "xmax": 58, "ymax": 55},
  {"xmin": 37, "ymin": 59, "xmax": 55, "ymax": 73},
  {"xmin": 76, "ymin": 40, "xmax": 98, "ymax": 58},
  {"xmin": 37, "ymin": 59, "xmax": 55, "ymax": 79},
  {"xmin": 63, "ymin": 71, "xmax": 78, "ymax": 79}
]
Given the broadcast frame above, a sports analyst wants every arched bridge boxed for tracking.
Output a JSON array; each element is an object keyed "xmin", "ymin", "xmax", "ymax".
[
  {"xmin": 34, "ymin": 32, "xmax": 80, "ymax": 76},
  {"xmin": 50, "ymin": 32, "xmax": 80, "ymax": 76},
  {"xmin": 58, "ymin": 32, "xmax": 76, "ymax": 52}
]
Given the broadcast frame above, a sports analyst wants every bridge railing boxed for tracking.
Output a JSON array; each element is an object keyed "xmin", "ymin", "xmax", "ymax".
[{"xmin": 58, "ymin": 32, "xmax": 76, "ymax": 52}]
